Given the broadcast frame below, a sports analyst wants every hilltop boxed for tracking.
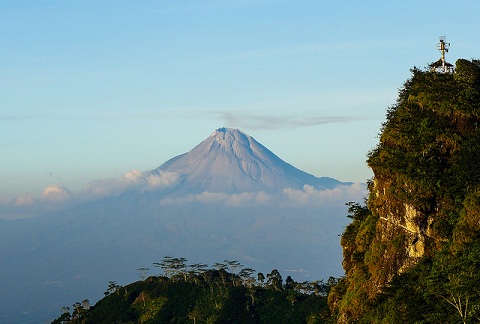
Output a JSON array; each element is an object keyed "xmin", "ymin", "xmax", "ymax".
[
  {"xmin": 329, "ymin": 59, "xmax": 480, "ymax": 323},
  {"xmin": 52, "ymin": 258, "xmax": 332, "ymax": 323}
]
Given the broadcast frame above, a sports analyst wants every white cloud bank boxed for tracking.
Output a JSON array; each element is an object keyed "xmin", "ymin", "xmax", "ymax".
[
  {"xmin": 159, "ymin": 183, "xmax": 367, "ymax": 207},
  {"xmin": 0, "ymin": 170, "xmax": 180, "ymax": 219},
  {"xmin": 146, "ymin": 171, "xmax": 180, "ymax": 188},
  {"xmin": 0, "ymin": 169, "xmax": 367, "ymax": 220},
  {"xmin": 77, "ymin": 170, "xmax": 179, "ymax": 199}
]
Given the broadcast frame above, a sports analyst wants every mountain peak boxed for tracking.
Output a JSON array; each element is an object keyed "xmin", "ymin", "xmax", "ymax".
[
  {"xmin": 209, "ymin": 127, "xmax": 250, "ymax": 151},
  {"xmin": 152, "ymin": 128, "xmax": 344, "ymax": 194}
]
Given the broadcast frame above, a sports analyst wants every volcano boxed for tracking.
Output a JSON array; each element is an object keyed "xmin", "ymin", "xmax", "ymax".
[{"xmin": 150, "ymin": 127, "xmax": 344, "ymax": 195}]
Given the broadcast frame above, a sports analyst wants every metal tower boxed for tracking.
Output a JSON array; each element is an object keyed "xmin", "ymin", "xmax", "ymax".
[{"xmin": 430, "ymin": 36, "xmax": 453, "ymax": 73}]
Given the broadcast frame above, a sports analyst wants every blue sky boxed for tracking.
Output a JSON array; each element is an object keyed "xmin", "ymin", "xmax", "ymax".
[{"xmin": 2, "ymin": 0, "xmax": 480, "ymax": 203}]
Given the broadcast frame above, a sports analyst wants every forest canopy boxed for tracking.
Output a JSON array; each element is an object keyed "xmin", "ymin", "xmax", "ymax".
[{"xmin": 52, "ymin": 257, "xmax": 335, "ymax": 324}]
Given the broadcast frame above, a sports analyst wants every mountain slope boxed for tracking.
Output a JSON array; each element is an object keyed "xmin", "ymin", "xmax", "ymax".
[{"xmin": 151, "ymin": 127, "xmax": 343, "ymax": 194}]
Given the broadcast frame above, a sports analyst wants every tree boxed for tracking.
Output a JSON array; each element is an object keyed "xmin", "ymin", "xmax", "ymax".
[
  {"xmin": 51, "ymin": 307, "xmax": 70, "ymax": 324},
  {"xmin": 154, "ymin": 256, "xmax": 188, "ymax": 280},
  {"xmin": 266, "ymin": 269, "xmax": 283, "ymax": 292},
  {"xmin": 285, "ymin": 275, "xmax": 295, "ymax": 290},
  {"xmin": 71, "ymin": 301, "xmax": 86, "ymax": 320},
  {"xmin": 188, "ymin": 306, "xmax": 203, "ymax": 324},
  {"xmin": 295, "ymin": 281, "xmax": 313, "ymax": 295},
  {"xmin": 104, "ymin": 281, "xmax": 120, "ymax": 296},
  {"xmin": 311, "ymin": 280, "xmax": 328, "ymax": 296},
  {"xmin": 426, "ymin": 245, "xmax": 480, "ymax": 324},
  {"xmin": 239, "ymin": 267, "xmax": 257, "ymax": 305},
  {"xmin": 213, "ymin": 262, "xmax": 227, "ymax": 270},
  {"xmin": 239, "ymin": 268, "xmax": 256, "ymax": 285},
  {"xmin": 224, "ymin": 260, "xmax": 243, "ymax": 274},
  {"xmin": 257, "ymin": 272, "xmax": 265, "ymax": 285},
  {"xmin": 137, "ymin": 267, "xmax": 149, "ymax": 281},
  {"xmin": 81, "ymin": 299, "xmax": 90, "ymax": 311},
  {"xmin": 346, "ymin": 201, "xmax": 369, "ymax": 221},
  {"xmin": 188, "ymin": 263, "xmax": 208, "ymax": 282}
]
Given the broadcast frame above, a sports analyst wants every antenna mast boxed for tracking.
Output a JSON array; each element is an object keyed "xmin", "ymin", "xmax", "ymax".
[
  {"xmin": 430, "ymin": 35, "xmax": 453, "ymax": 73},
  {"xmin": 437, "ymin": 36, "xmax": 450, "ymax": 72}
]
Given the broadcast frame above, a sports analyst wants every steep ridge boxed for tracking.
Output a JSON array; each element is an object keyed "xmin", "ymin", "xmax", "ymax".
[
  {"xmin": 329, "ymin": 59, "xmax": 480, "ymax": 323},
  {"xmin": 151, "ymin": 127, "xmax": 344, "ymax": 194}
]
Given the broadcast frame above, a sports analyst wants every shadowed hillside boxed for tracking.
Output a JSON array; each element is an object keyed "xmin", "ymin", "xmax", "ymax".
[{"xmin": 52, "ymin": 258, "xmax": 333, "ymax": 324}]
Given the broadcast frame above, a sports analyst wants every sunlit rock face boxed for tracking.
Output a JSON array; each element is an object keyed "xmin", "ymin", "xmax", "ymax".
[{"xmin": 369, "ymin": 179, "xmax": 431, "ymax": 280}]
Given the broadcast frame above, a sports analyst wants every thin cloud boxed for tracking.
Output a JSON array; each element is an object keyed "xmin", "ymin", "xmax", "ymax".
[
  {"xmin": 0, "ymin": 114, "xmax": 44, "ymax": 121},
  {"xmin": 0, "ymin": 113, "xmax": 108, "ymax": 122},
  {"xmin": 226, "ymin": 191, "xmax": 272, "ymax": 206},
  {"xmin": 217, "ymin": 40, "xmax": 409, "ymax": 63},
  {"xmin": 0, "ymin": 193, "xmax": 75, "ymax": 220},
  {"xmin": 18, "ymin": 106, "xmax": 358, "ymax": 125},
  {"xmin": 164, "ymin": 0, "xmax": 262, "ymax": 15},
  {"xmin": 282, "ymin": 183, "xmax": 367, "ymax": 206},
  {"xmin": 16, "ymin": 195, "xmax": 35, "ymax": 206},
  {"xmin": 159, "ymin": 191, "xmax": 273, "ymax": 206},
  {"xmin": 218, "ymin": 111, "xmax": 359, "ymax": 130},
  {"xmin": 218, "ymin": 44, "xmax": 323, "ymax": 62},
  {"xmin": 80, "ymin": 174, "xmax": 140, "ymax": 198},
  {"xmin": 78, "ymin": 170, "xmax": 180, "ymax": 198}
]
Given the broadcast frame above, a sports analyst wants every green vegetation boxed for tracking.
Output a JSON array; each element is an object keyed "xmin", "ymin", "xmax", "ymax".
[
  {"xmin": 52, "ymin": 257, "xmax": 333, "ymax": 324},
  {"xmin": 330, "ymin": 59, "xmax": 480, "ymax": 323}
]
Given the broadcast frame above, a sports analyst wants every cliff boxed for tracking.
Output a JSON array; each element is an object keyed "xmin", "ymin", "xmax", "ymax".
[{"xmin": 329, "ymin": 59, "xmax": 480, "ymax": 323}]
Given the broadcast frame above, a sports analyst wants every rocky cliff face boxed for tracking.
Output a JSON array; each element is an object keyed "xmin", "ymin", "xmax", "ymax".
[{"xmin": 330, "ymin": 59, "xmax": 480, "ymax": 322}]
